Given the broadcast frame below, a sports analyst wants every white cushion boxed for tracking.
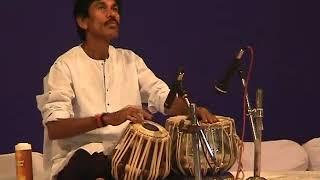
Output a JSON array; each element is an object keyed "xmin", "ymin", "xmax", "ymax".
[
  {"xmin": 0, "ymin": 152, "xmax": 44, "ymax": 179},
  {"xmin": 230, "ymin": 140, "xmax": 309, "ymax": 171},
  {"xmin": 303, "ymin": 137, "xmax": 320, "ymax": 171}
]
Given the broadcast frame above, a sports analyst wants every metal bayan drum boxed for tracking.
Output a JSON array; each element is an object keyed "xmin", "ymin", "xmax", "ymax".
[
  {"xmin": 165, "ymin": 115, "xmax": 240, "ymax": 177},
  {"xmin": 112, "ymin": 121, "xmax": 171, "ymax": 180}
]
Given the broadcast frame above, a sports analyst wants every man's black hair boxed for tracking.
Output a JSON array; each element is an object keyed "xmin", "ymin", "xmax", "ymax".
[{"xmin": 73, "ymin": 0, "xmax": 121, "ymax": 41}]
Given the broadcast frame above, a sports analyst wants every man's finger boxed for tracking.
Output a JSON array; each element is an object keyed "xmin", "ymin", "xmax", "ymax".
[
  {"xmin": 204, "ymin": 111, "xmax": 213, "ymax": 123},
  {"xmin": 199, "ymin": 112, "xmax": 208, "ymax": 123},
  {"xmin": 133, "ymin": 112, "xmax": 144, "ymax": 122},
  {"xmin": 210, "ymin": 114, "xmax": 218, "ymax": 123},
  {"xmin": 141, "ymin": 109, "xmax": 153, "ymax": 120},
  {"xmin": 127, "ymin": 114, "xmax": 143, "ymax": 123},
  {"xmin": 126, "ymin": 115, "xmax": 137, "ymax": 122},
  {"xmin": 137, "ymin": 112, "xmax": 145, "ymax": 121}
]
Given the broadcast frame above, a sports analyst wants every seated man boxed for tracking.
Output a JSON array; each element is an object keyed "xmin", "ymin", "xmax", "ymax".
[{"xmin": 36, "ymin": 0, "xmax": 216, "ymax": 179}]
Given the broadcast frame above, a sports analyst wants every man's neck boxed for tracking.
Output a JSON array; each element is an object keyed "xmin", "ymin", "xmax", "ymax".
[{"xmin": 81, "ymin": 38, "xmax": 110, "ymax": 60}]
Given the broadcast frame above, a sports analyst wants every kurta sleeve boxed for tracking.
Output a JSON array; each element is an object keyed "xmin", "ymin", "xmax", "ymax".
[
  {"xmin": 133, "ymin": 53, "xmax": 170, "ymax": 114},
  {"xmin": 36, "ymin": 59, "xmax": 75, "ymax": 126}
]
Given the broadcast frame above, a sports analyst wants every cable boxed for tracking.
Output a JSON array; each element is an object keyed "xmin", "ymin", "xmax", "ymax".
[{"xmin": 235, "ymin": 45, "xmax": 255, "ymax": 180}]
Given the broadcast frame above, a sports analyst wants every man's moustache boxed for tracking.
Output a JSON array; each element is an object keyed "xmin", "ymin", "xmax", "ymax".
[{"xmin": 105, "ymin": 19, "xmax": 119, "ymax": 26}]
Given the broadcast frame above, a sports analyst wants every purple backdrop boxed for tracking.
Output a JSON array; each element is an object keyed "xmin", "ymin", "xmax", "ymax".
[{"xmin": 1, "ymin": 1, "xmax": 319, "ymax": 153}]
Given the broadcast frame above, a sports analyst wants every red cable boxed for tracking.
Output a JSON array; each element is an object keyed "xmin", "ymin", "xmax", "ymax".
[{"xmin": 235, "ymin": 46, "xmax": 255, "ymax": 179}]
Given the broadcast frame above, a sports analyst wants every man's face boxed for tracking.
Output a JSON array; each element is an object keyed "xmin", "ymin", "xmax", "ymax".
[{"xmin": 82, "ymin": 0, "xmax": 120, "ymax": 41}]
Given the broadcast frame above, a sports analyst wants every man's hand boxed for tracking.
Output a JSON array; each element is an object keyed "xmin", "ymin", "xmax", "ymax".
[
  {"xmin": 103, "ymin": 105, "xmax": 153, "ymax": 126},
  {"xmin": 196, "ymin": 107, "xmax": 218, "ymax": 123},
  {"xmin": 166, "ymin": 96, "xmax": 218, "ymax": 123}
]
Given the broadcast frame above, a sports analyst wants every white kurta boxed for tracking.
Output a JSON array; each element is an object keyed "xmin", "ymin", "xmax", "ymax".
[{"xmin": 36, "ymin": 45, "xmax": 170, "ymax": 179}]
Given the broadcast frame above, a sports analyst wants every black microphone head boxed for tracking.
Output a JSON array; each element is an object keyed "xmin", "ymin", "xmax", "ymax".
[
  {"xmin": 177, "ymin": 66, "xmax": 184, "ymax": 74},
  {"xmin": 164, "ymin": 66, "xmax": 186, "ymax": 109},
  {"xmin": 214, "ymin": 48, "xmax": 245, "ymax": 95},
  {"xmin": 214, "ymin": 80, "xmax": 228, "ymax": 95}
]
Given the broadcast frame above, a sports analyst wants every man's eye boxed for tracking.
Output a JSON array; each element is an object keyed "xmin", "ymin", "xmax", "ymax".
[
  {"xmin": 113, "ymin": 7, "xmax": 119, "ymax": 12},
  {"xmin": 98, "ymin": 6, "xmax": 106, "ymax": 10}
]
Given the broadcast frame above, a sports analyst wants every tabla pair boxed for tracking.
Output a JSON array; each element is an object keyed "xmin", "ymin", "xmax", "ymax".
[{"xmin": 111, "ymin": 115, "xmax": 240, "ymax": 180}]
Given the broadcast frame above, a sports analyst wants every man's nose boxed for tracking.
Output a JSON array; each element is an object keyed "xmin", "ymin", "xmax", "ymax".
[{"xmin": 106, "ymin": 9, "xmax": 118, "ymax": 18}]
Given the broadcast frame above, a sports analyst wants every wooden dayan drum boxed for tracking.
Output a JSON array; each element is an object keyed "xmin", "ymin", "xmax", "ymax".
[{"xmin": 112, "ymin": 121, "xmax": 171, "ymax": 180}]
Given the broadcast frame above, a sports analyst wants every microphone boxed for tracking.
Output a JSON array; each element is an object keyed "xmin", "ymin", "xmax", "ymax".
[
  {"xmin": 164, "ymin": 67, "xmax": 185, "ymax": 109},
  {"xmin": 214, "ymin": 48, "xmax": 245, "ymax": 94}
]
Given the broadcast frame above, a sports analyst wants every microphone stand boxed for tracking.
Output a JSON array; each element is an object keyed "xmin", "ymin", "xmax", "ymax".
[
  {"xmin": 238, "ymin": 71, "xmax": 266, "ymax": 180},
  {"xmin": 181, "ymin": 93, "xmax": 220, "ymax": 180},
  {"xmin": 250, "ymin": 89, "xmax": 266, "ymax": 180},
  {"xmin": 173, "ymin": 69, "xmax": 224, "ymax": 180},
  {"xmin": 190, "ymin": 103, "xmax": 202, "ymax": 180}
]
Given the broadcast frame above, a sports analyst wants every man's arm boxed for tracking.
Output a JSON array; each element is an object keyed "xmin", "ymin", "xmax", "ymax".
[
  {"xmin": 46, "ymin": 116, "xmax": 98, "ymax": 140},
  {"xmin": 128, "ymin": 51, "xmax": 216, "ymax": 123},
  {"xmin": 46, "ymin": 106, "xmax": 152, "ymax": 140}
]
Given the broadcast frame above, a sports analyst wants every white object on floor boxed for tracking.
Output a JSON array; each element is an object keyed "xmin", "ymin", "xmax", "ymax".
[
  {"xmin": 231, "ymin": 170, "xmax": 320, "ymax": 180},
  {"xmin": 303, "ymin": 137, "xmax": 320, "ymax": 171},
  {"xmin": 230, "ymin": 140, "xmax": 309, "ymax": 171}
]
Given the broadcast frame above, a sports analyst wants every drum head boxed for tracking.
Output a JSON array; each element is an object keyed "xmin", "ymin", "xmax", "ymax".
[{"xmin": 131, "ymin": 120, "xmax": 169, "ymax": 139}]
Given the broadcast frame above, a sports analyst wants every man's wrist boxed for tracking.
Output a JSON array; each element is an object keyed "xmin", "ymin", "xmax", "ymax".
[
  {"xmin": 100, "ymin": 112, "xmax": 110, "ymax": 126},
  {"xmin": 95, "ymin": 113, "xmax": 110, "ymax": 128}
]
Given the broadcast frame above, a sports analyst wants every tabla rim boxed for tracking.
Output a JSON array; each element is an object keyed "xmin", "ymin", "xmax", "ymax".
[{"xmin": 166, "ymin": 115, "xmax": 235, "ymax": 126}]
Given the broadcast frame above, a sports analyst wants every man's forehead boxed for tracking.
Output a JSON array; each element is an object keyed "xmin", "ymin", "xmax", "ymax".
[{"xmin": 92, "ymin": 0, "xmax": 117, "ymax": 5}]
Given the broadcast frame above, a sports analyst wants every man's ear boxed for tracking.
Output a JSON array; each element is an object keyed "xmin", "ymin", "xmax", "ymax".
[{"xmin": 76, "ymin": 16, "xmax": 88, "ymax": 30}]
